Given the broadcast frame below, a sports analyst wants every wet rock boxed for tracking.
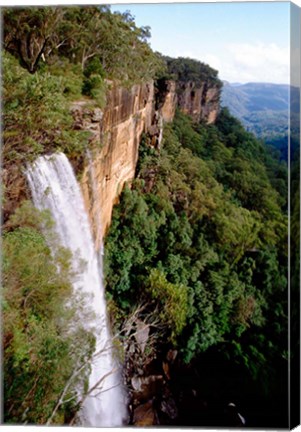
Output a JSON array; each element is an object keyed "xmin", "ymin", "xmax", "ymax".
[
  {"xmin": 133, "ymin": 400, "xmax": 158, "ymax": 426},
  {"xmin": 91, "ymin": 108, "xmax": 103, "ymax": 122}
]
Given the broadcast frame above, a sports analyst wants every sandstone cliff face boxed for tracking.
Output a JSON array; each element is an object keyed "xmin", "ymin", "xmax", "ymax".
[
  {"xmin": 79, "ymin": 82, "xmax": 155, "ymax": 248},
  {"xmin": 155, "ymin": 79, "xmax": 177, "ymax": 123},
  {"xmin": 77, "ymin": 78, "xmax": 220, "ymax": 248},
  {"xmin": 177, "ymin": 81, "xmax": 220, "ymax": 124}
]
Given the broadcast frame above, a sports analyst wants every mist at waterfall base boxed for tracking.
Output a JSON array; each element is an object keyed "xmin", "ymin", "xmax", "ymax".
[{"xmin": 26, "ymin": 152, "xmax": 127, "ymax": 427}]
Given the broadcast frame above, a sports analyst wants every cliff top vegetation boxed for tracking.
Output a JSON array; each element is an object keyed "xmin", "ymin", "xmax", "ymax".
[
  {"xmin": 3, "ymin": 6, "xmax": 165, "ymax": 83},
  {"xmin": 164, "ymin": 56, "xmax": 222, "ymax": 88}
]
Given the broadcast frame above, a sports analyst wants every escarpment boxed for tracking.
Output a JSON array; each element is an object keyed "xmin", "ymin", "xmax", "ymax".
[
  {"xmin": 177, "ymin": 81, "xmax": 220, "ymax": 124},
  {"xmin": 2, "ymin": 73, "xmax": 220, "ymax": 239},
  {"xmin": 78, "ymin": 77, "xmax": 220, "ymax": 247},
  {"xmin": 79, "ymin": 82, "xmax": 155, "ymax": 248},
  {"xmin": 155, "ymin": 78, "xmax": 220, "ymax": 124}
]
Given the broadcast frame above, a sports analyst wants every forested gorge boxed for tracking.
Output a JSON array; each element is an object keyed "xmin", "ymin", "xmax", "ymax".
[
  {"xmin": 2, "ymin": 5, "xmax": 291, "ymax": 428},
  {"xmin": 104, "ymin": 109, "xmax": 289, "ymax": 426}
]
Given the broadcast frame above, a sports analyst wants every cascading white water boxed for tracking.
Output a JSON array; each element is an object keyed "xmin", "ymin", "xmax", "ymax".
[{"xmin": 26, "ymin": 152, "xmax": 127, "ymax": 426}]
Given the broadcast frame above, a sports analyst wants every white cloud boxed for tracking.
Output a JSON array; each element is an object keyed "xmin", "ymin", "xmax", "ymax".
[
  {"xmin": 158, "ymin": 40, "xmax": 290, "ymax": 85},
  {"xmin": 220, "ymin": 41, "xmax": 289, "ymax": 84},
  {"xmin": 175, "ymin": 42, "xmax": 290, "ymax": 84}
]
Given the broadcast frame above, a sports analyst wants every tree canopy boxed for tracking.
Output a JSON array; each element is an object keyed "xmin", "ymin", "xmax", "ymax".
[
  {"xmin": 104, "ymin": 108, "xmax": 288, "ymax": 419},
  {"xmin": 163, "ymin": 56, "xmax": 222, "ymax": 88},
  {"xmin": 3, "ymin": 6, "xmax": 165, "ymax": 82}
]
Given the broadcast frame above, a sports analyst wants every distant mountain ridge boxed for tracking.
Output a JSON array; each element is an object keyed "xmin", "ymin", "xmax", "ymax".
[
  {"xmin": 221, "ymin": 81, "xmax": 289, "ymax": 123},
  {"xmin": 221, "ymin": 81, "xmax": 290, "ymax": 159}
]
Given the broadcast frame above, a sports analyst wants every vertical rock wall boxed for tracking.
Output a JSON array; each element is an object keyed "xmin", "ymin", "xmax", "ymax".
[
  {"xmin": 79, "ymin": 82, "xmax": 155, "ymax": 248},
  {"xmin": 177, "ymin": 81, "xmax": 220, "ymax": 124},
  {"xmin": 78, "ymin": 78, "xmax": 220, "ymax": 248},
  {"xmin": 155, "ymin": 79, "xmax": 178, "ymax": 123}
]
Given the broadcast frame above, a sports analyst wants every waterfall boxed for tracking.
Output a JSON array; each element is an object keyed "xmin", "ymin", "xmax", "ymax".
[{"xmin": 26, "ymin": 152, "xmax": 127, "ymax": 426}]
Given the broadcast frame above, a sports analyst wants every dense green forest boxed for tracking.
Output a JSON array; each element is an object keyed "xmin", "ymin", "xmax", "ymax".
[
  {"xmin": 2, "ymin": 5, "xmax": 293, "ymax": 428},
  {"xmin": 3, "ymin": 6, "xmax": 163, "ymax": 80},
  {"xmin": 104, "ymin": 108, "xmax": 289, "ymax": 426}
]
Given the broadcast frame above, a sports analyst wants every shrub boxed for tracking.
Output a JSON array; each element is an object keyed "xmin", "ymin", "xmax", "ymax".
[
  {"xmin": 82, "ymin": 57, "xmax": 106, "ymax": 106},
  {"xmin": 146, "ymin": 269, "xmax": 188, "ymax": 342}
]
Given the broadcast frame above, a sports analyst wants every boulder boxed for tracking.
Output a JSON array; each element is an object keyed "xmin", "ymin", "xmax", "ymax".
[{"xmin": 133, "ymin": 400, "xmax": 158, "ymax": 426}]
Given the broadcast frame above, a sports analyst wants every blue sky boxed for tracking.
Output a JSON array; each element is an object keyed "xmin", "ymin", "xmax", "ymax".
[{"xmin": 111, "ymin": 2, "xmax": 290, "ymax": 84}]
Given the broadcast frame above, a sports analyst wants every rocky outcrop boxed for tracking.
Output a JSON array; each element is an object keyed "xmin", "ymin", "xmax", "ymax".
[
  {"xmin": 127, "ymin": 341, "xmax": 180, "ymax": 426},
  {"xmin": 177, "ymin": 81, "xmax": 220, "ymax": 124},
  {"xmin": 155, "ymin": 79, "xmax": 178, "ymax": 123},
  {"xmin": 133, "ymin": 400, "xmax": 158, "ymax": 426}
]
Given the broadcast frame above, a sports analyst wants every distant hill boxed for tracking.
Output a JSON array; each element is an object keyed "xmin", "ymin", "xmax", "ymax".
[
  {"xmin": 222, "ymin": 82, "xmax": 289, "ymax": 112},
  {"xmin": 221, "ymin": 82, "xmax": 290, "ymax": 159}
]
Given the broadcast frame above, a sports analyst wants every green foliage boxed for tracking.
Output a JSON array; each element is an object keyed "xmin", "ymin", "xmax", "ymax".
[
  {"xmin": 82, "ymin": 57, "xmax": 106, "ymax": 106},
  {"xmin": 3, "ymin": 7, "xmax": 63, "ymax": 73},
  {"xmin": 5, "ymin": 199, "xmax": 54, "ymax": 231},
  {"xmin": 3, "ymin": 6, "xmax": 166, "ymax": 85},
  {"xmin": 163, "ymin": 56, "xmax": 222, "ymax": 88},
  {"xmin": 3, "ymin": 6, "xmax": 166, "ymax": 177},
  {"xmin": 146, "ymin": 269, "xmax": 188, "ymax": 342},
  {"xmin": 3, "ymin": 201, "xmax": 95, "ymax": 424},
  {"xmin": 3, "ymin": 51, "xmax": 90, "ymax": 166},
  {"xmin": 83, "ymin": 57, "xmax": 105, "ymax": 79},
  {"xmin": 3, "ymin": 6, "xmax": 288, "ymax": 419},
  {"xmin": 104, "ymin": 185, "xmax": 166, "ymax": 310},
  {"xmin": 105, "ymin": 109, "xmax": 287, "ymax": 371}
]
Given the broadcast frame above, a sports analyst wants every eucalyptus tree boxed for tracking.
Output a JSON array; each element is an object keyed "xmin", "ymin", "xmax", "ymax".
[{"xmin": 3, "ymin": 7, "xmax": 64, "ymax": 73}]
